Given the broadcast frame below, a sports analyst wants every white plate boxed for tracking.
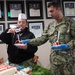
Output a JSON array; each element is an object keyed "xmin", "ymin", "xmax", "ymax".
[{"xmin": 14, "ymin": 44, "xmax": 25, "ymax": 46}]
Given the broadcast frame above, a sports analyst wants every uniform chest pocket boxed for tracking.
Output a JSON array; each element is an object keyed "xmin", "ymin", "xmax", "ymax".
[{"xmin": 57, "ymin": 25, "xmax": 71, "ymax": 43}]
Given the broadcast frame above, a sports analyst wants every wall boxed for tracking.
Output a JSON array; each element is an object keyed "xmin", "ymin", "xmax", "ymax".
[
  {"xmin": 0, "ymin": 44, "xmax": 8, "ymax": 61},
  {"xmin": 0, "ymin": 0, "xmax": 75, "ymax": 69}
]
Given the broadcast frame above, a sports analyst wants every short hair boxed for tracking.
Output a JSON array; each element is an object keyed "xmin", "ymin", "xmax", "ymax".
[{"xmin": 48, "ymin": 2, "xmax": 61, "ymax": 8}]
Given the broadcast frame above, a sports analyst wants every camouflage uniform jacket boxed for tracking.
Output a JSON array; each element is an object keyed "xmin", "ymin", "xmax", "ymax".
[
  {"xmin": 29, "ymin": 17, "xmax": 75, "ymax": 66},
  {"xmin": 29, "ymin": 17, "xmax": 75, "ymax": 47}
]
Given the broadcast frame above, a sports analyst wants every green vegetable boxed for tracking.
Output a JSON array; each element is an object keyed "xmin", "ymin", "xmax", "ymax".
[{"xmin": 31, "ymin": 65, "xmax": 52, "ymax": 75}]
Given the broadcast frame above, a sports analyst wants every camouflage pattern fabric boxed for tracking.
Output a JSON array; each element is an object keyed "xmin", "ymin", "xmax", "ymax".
[
  {"xmin": 9, "ymin": 58, "xmax": 34, "ymax": 67},
  {"xmin": 29, "ymin": 17, "xmax": 75, "ymax": 75},
  {"xmin": 50, "ymin": 50, "xmax": 74, "ymax": 75},
  {"xmin": 19, "ymin": 58, "xmax": 34, "ymax": 67}
]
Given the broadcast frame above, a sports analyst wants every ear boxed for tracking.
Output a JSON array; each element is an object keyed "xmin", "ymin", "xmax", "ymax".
[{"xmin": 58, "ymin": 7, "xmax": 61, "ymax": 11}]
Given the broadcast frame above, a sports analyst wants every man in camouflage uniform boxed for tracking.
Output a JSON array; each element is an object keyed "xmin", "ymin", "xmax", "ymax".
[{"xmin": 21, "ymin": 2, "xmax": 75, "ymax": 75}]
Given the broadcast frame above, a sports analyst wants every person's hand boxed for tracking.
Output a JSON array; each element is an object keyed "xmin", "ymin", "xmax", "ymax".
[
  {"xmin": 7, "ymin": 28, "xmax": 21, "ymax": 34},
  {"xmin": 52, "ymin": 44, "xmax": 69, "ymax": 50},
  {"xmin": 7, "ymin": 28, "xmax": 16, "ymax": 34},
  {"xmin": 21, "ymin": 39, "xmax": 29, "ymax": 44}
]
